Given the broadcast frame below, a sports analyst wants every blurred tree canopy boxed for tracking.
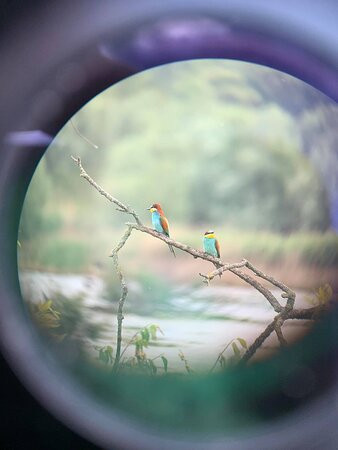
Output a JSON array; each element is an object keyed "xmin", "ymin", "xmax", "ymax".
[
  {"xmin": 21, "ymin": 60, "xmax": 335, "ymax": 239},
  {"xmin": 189, "ymin": 137, "xmax": 328, "ymax": 231}
]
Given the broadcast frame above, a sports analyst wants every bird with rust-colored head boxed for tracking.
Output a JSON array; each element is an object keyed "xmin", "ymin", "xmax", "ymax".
[
  {"xmin": 203, "ymin": 230, "xmax": 221, "ymax": 275},
  {"xmin": 147, "ymin": 203, "xmax": 176, "ymax": 257}
]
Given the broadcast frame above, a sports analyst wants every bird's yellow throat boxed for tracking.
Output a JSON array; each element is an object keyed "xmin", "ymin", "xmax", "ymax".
[{"xmin": 205, "ymin": 233, "xmax": 215, "ymax": 239}]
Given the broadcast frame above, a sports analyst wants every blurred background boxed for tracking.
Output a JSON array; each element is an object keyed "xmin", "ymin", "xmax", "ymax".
[{"xmin": 18, "ymin": 59, "xmax": 338, "ymax": 372}]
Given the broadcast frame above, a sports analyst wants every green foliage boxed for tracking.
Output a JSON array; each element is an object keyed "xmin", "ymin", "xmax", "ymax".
[
  {"xmin": 37, "ymin": 239, "xmax": 90, "ymax": 271},
  {"xmin": 30, "ymin": 294, "xmax": 103, "ymax": 358},
  {"xmin": 232, "ymin": 342, "xmax": 240, "ymax": 358},
  {"xmin": 29, "ymin": 300, "xmax": 66, "ymax": 341},
  {"xmin": 235, "ymin": 230, "xmax": 338, "ymax": 267},
  {"xmin": 306, "ymin": 283, "xmax": 333, "ymax": 306},
  {"xmin": 237, "ymin": 337, "xmax": 248, "ymax": 349},
  {"xmin": 214, "ymin": 337, "xmax": 248, "ymax": 371},
  {"xmin": 132, "ymin": 324, "xmax": 163, "ymax": 356},
  {"xmin": 105, "ymin": 324, "xmax": 168, "ymax": 375},
  {"xmin": 52, "ymin": 294, "xmax": 102, "ymax": 341},
  {"xmin": 300, "ymin": 105, "xmax": 338, "ymax": 215},
  {"xmin": 299, "ymin": 235, "xmax": 338, "ymax": 267},
  {"xmin": 20, "ymin": 160, "xmax": 63, "ymax": 241},
  {"xmin": 241, "ymin": 234, "xmax": 286, "ymax": 264},
  {"xmin": 94, "ymin": 345, "xmax": 114, "ymax": 365},
  {"xmin": 20, "ymin": 61, "xmax": 333, "ymax": 252},
  {"xmin": 161, "ymin": 356, "xmax": 168, "ymax": 373},
  {"xmin": 178, "ymin": 351, "xmax": 194, "ymax": 374},
  {"xmin": 189, "ymin": 137, "xmax": 329, "ymax": 232}
]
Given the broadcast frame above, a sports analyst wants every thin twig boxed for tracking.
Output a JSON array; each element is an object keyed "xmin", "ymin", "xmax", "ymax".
[
  {"xmin": 202, "ymin": 261, "xmax": 288, "ymax": 313},
  {"xmin": 199, "ymin": 260, "xmax": 248, "ymax": 284},
  {"xmin": 110, "ymin": 226, "xmax": 132, "ymax": 370},
  {"xmin": 209, "ymin": 338, "xmax": 236, "ymax": 373},
  {"xmin": 230, "ymin": 268, "xmax": 283, "ymax": 313},
  {"xmin": 245, "ymin": 260, "xmax": 296, "ymax": 310},
  {"xmin": 179, "ymin": 350, "xmax": 194, "ymax": 373},
  {"xmin": 70, "ymin": 119, "xmax": 99, "ymax": 149},
  {"xmin": 151, "ymin": 353, "xmax": 164, "ymax": 362}
]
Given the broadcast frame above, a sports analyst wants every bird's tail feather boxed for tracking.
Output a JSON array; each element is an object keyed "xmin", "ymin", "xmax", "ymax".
[{"xmin": 168, "ymin": 244, "xmax": 176, "ymax": 257}]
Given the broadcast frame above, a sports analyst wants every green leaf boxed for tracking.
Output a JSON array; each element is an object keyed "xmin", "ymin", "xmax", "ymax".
[
  {"xmin": 98, "ymin": 347, "xmax": 113, "ymax": 365},
  {"xmin": 219, "ymin": 355, "xmax": 226, "ymax": 368},
  {"xmin": 161, "ymin": 356, "xmax": 168, "ymax": 373},
  {"xmin": 135, "ymin": 341, "xmax": 142, "ymax": 352},
  {"xmin": 141, "ymin": 328, "xmax": 150, "ymax": 346},
  {"xmin": 232, "ymin": 342, "xmax": 240, "ymax": 357},
  {"xmin": 149, "ymin": 324, "xmax": 157, "ymax": 340},
  {"xmin": 237, "ymin": 337, "xmax": 247, "ymax": 349},
  {"xmin": 149, "ymin": 359, "xmax": 157, "ymax": 375},
  {"xmin": 39, "ymin": 300, "xmax": 52, "ymax": 312},
  {"xmin": 316, "ymin": 283, "xmax": 332, "ymax": 305},
  {"xmin": 98, "ymin": 349, "xmax": 106, "ymax": 363},
  {"xmin": 228, "ymin": 355, "xmax": 237, "ymax": 366},
  {"xmin": 106, "ymin": 346, "xmax": 113, "ymax": 364}
]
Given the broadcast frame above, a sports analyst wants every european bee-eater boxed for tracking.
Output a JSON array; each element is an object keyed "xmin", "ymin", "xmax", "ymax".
[
  {"xmin": 203, "ymin": 230, "xmax": 221, "ymax": 275},
  {"xmin": 147, "ymin": 203, "xmax": 176, "ymax": 257}
]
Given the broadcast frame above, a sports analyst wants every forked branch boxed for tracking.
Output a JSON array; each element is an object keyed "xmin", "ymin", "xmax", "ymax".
[{"xmin": 71, "ymin": 156, "xmax": 326, "ymax": 367}]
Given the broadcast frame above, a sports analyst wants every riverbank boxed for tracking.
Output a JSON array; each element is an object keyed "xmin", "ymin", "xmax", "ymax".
[{"xmin": 20, "ymin": 270, "xmax": 314, "ymax": 372}]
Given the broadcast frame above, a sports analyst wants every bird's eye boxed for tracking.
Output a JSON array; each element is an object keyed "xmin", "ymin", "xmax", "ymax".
[{"xmin": 1, "ymin": 4, "xmax": 338, "ymax": 449}]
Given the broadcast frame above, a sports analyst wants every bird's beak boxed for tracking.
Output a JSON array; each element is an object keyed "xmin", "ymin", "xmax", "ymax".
[{"xmin": 147, "ymin": 206, "xmax": 152, "ymax": 210}]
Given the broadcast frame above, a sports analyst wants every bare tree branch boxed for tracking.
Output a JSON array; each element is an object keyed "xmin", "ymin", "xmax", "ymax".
[
  {"xmin": 275, "ymin": 317, "xmax": 287, "ymax": 347},
  {"xmin": 124, "ymin": 223, "xmax": 283, "ymax": 316},
  {"xmin": 286, "ymin": 306, "xmax": 325, "ymax": 321},
  {"xmin": 240, "ymin": 318, "xmax": 277, "ymax": 363},
  {"xmin": 239, "ymin": 305, "xmax": 326, "ymax": 364},
  {"xmin": 71, "ymin": 156, "xmax": 326, "ymax": 369},
  {"xmin": 110, "ymin": 226, "xmax": 133, "ymax": 370},
  {"xmin": 126, "ymin": 222, "xmax": 226, "ymax": 264},
  {"xmin": 200, "ymin": 263, "xmax": 282, "ymax": 312},
  {"xmin": 230, "ymin": 267, "xmax": 283, "ymax": 313},
  {"xmin": 245, "ymin": 261, "xmax": 296, "ymax": 310}
]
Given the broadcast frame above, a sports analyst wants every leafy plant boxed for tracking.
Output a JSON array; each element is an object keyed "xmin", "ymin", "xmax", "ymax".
[
  {"xmin": 178, "ymin": 351, "xmax": 194, "ymax": 374},
  {"xmin": 94, "ymin": 324, "xmax": 169, "ymax": 375},
  {"xmin": 210, "ymin": 337, "xmax": 248, "ymax": 372},
  {"xmin": 29, "ymin": 299, "xmax": 66, "ymax": 342},
  {"xmin": 306, "ymin": 283, "xmax": 333, "ymax": 306},
  {"xmin": 94, "ymin": 345, "xmax": 114, "ymax": 365},
  {"xmin": 122, "ymin": 324, "xmax": 166, "ymax": 375}
]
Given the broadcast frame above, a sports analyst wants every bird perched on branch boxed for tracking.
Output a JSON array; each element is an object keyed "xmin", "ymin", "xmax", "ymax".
[
  {"xmin": 203, "ymin": 230, "xmax": 221, "ymax": 276},
  {"xmin": 147, "ymin": 203, "xmax": 176, "ymax": 257}
]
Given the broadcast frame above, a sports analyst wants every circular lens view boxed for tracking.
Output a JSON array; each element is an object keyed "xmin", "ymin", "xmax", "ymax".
[{"xmin": 18, "ymin": 59, "xmax": 338, "ymax": 436}]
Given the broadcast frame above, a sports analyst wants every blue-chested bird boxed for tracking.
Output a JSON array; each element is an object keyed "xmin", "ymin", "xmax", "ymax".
[
  {"xmin": 147, "ymin": 203, "xmax": 176, "ymax": 257},
  {"xmin": 203, "ymin": 230, "xmax": 221, "ymax": 275}
]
